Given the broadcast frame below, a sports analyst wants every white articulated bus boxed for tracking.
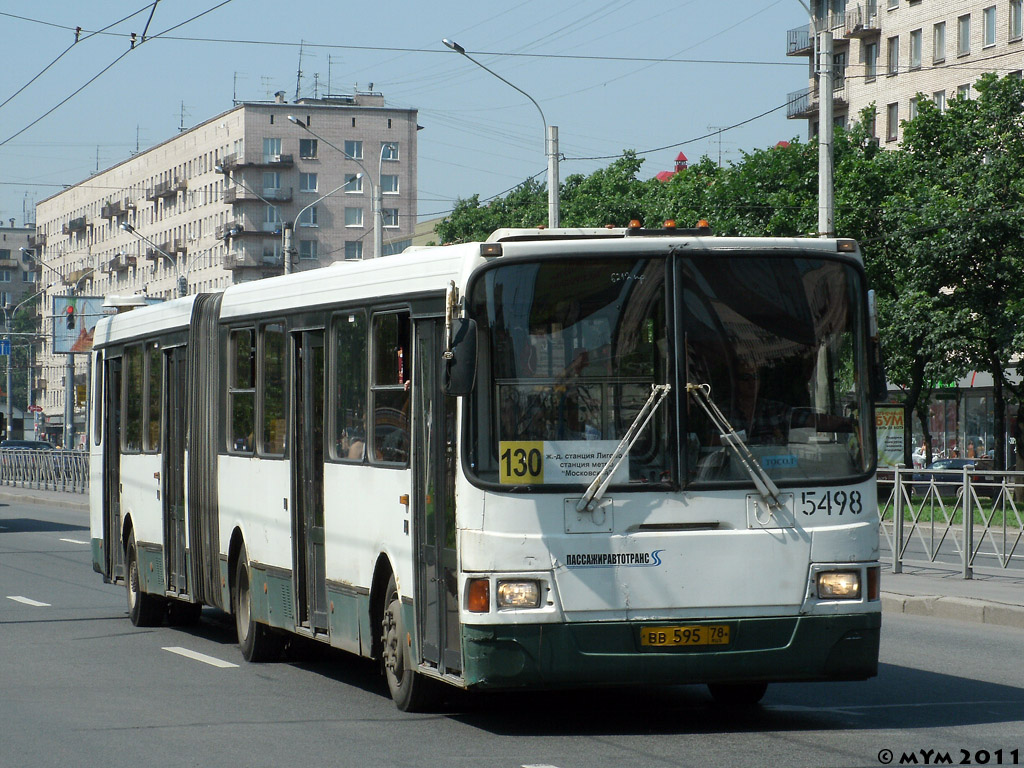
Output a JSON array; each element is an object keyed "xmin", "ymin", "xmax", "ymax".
[{"xmin": 90, "ymin": 224, "xmax": 882, "ymax": 710}]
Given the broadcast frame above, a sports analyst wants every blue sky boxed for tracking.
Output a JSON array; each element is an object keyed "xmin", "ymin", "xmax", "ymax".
[{"xmin": 0, "ymin": 0, "xmax": 812, "ymax": 227}]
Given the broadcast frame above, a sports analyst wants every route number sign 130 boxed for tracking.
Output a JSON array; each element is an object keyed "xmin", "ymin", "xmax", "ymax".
[{"xmin": 499, "ymin": 441, "xmax": 544, "ymax": 484}]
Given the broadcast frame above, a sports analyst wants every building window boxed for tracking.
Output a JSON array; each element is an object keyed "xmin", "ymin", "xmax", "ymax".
[
  {"xmin": 908, "ymin": 97, "xmax": 918, "ymax": 121},
  {"xmin": 984, "ymin": 6, "xmax": 997, "ymax": 46},
  {"xmin": 300, "ymin": 172, "xmax": 318, "ymax": 193},
  {"xmin": 264, "ymin": 205, "xmax": 282, "ymax": 232},
  {"xmin": 864, "ymin": 41, "xmax": 877, "ymax": 81},
  {"xmin": 299, "ymin": 139, "xmax": 318, "ymax": 159},
  {"xmin": 23, "ymin": 270, "xmax": 37, "ymax": 282},
  {"xmin": 381, "ymin": 142, "xmax": 399, "ymax": 161},
  {"xmin": 345, "ymin": 241, "xmax": 363, "ymax": 260},
  {"xmin": 958, "ymin": 14, "xmax": 971, "ymax": 56},
  {"xmin": 1012, "ymin": 0, "xmax": 1023, "ymax": 41},
  {"xmin": 382, "ymin": 208, "xmax": 399, "ymax": 228},
  {"xmin": 381, "ymin": 174, "xmax": 399, "ymax": 194},
  {"xmin": 262, "ymin": 171, "xmax": 281, "ymax": 193},
  {"xmin": 933, "ymin": 90, "xmax": 946, "ymax": 111},
  {"xmin": 345, "ymin": 173, "xmax": 363, "ymax": 193},
  {"xmin": 299, "ymin": 206, "xmax": 318, "ymax": 227},
  {"xmin": 0, "ymin": 270, "xmax": 11, "ymax": 282},
  {"xmin": 886, "ymin": 102, "xmax": 899, "ymax": 142},
  {"xmin": 345, "ymin": 207, "xmax": 364, "ymax": 227},
  {"xmin": 957, "ymin": 83, "xmax": 971, "ymax": 99},
  {"xmin": 298, "ymin": 239, "xmax": 318, "ymax": 260},
  {"xmin": 909, "ymin": 28, "xmax": 922, "ymax": 69},
  {"xmin": 887, "ymin": 0, "xmax": 897, "ymax": 8},
  {"xmin": 887, "ymin": 36, "xmax": 899, "ymax": 75},
  {"xmin": 344, "ymin": 140, "xmax": 362, "ymax": 159},
  {"xmin": 263, "ymin": 138, "xmax": 282, "ymax": 163},
  {"xmin": 933, "ymin": 21, "xmax": 946, "ymax": 63}
]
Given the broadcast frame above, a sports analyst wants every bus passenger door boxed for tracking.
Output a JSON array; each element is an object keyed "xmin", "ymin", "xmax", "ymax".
[
  {"xmin": 292, "ymin": 330, "xmax": 328, "ymax": 633},
  {"xmin": 163, "ymin": 346, "xmax": 188, "ymax": 595},
  {"xmin": 102, "ymin": 357, "xmax": 124, "ymax": 582},
  {"xmin": 413, "ymin": 319, "xmax": 461, "ymax": 676}
]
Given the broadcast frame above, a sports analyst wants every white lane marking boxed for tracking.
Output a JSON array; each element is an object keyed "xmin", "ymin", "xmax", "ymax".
[
  {"xmin": 59, "ymin": 538, "xmax": 89, "ymax": 545},
  {"xmin": 7, "ymin": 595, "xmax": 51, "ymax": 607},
  {"xmin": 523, "ymin": 765, "xmax": 563, "ymax": 768},
  {"xmin": 163, "ymin": 646, "xmax": 239, "ymax": 669}
]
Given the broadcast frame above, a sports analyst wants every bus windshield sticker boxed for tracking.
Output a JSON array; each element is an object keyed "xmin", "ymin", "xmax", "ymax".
[{"xmin": 499, "ymin": 440, "xmax": 629, "ymax": 485}]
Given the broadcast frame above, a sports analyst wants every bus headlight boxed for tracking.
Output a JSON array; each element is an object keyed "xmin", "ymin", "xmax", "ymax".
[
  {"xmin": 817, "ymin": 570, "xmax": 861, "ymax": 599},
  {"xmin": 496, "ymin": 580, "xmax": 541, "ymax": 609}
]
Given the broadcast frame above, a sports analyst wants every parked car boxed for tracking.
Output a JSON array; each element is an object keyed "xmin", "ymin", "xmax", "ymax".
[
  {"xmin": 0, "ymin": 439, "xmax": 54, "ymax": 450},
  {"xmin": 912, "ymin": 458, "xmax": 999, "ymax": 498}
]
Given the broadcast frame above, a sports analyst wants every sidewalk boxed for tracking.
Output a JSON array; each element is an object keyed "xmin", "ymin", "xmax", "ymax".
[{"xmin": 3, "ymin": 486, "xmax": 1022, "ymax": 630}]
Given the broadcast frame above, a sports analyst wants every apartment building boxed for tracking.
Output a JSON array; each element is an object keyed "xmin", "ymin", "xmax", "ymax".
[
  {"xmin": 32, "ymin": 92, "xmax": 418, "ymax": 445},
  {"xmin": 0, "ymin": 224, "xmax": 40, "ymax": 310},
  {"xmin": 787, "ymin": 0, "xmax": 1024, "ymax": 143}
]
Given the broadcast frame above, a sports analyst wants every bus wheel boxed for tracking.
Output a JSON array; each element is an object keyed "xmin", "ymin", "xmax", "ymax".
[
  {"xmin": 167, "ymin": 599, "xmax": 203, "ymax": 626},
  {"xmin": 707, "ymin": 682, "xmax": 768, "ymax": 707},
  {"xmin": 381, "ymin": 575, "xmax": 431, "ymax": 712},
  {"xmin": 233, "ymin": 547, "xmax": 282, "ymax": 662},
  {"xmin": 126, "ymin": 534, "xmax": 165, "ymax": 627}
]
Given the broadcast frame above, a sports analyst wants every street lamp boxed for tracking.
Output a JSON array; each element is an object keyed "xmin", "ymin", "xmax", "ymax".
[
  {"xmin": 794, "ymin": 0, "xmax": 834, "ymax": 237},
  {"xmin": 442, "ymin": 37, "xmax": 560, "ymax": 228},
  {"xmin": 286, "ymin": 115, "xmax": 381, "ymax": 259},
  {"xmin": 120, "ymin": 222, "xmax": 187, "ymax": 297}
]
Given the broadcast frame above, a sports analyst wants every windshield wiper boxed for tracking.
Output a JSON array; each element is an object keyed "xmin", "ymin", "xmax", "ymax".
[
  {"xmin": 686, "ymin": 382, "xmax": 784, "ymax": 510},
  {"xmin": 576, "ymin": 384, "xmax": 671, "ymax": 515}
]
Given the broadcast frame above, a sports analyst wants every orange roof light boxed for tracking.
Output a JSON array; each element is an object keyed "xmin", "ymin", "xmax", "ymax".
[
  {"xmin": 628, "ymin": 219, "xmax": 642, "ymax": 229},
  {"xmin": 664, "ymin": 219, "xmax": 677, "ymax": 229},
  {"xmin": 696, "ymin": 219, "xmax": 710, "ymax": 229}
]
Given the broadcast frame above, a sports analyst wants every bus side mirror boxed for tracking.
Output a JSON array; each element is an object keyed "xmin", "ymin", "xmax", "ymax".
[{"xmin": 443, "ymin": 318, "xmax": 477, "ymax": 396}]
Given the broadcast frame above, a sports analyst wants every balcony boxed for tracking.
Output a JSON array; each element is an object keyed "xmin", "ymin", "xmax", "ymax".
[
  {"xmin": 216, "ymin": 222, "xmax": 245, "ymax": 240},
  {"xmin": 844, "ymin": 3, "xmax": 880, "ymax": 39},
  {"xmin": 787, "ymin": 25, "xmax": 812, "ymax": 56},
  {"xmin": 63, "ymin": 267, "xmax": 94, "ymax": 287},
  {"xmin": 107, "ymin": 254, "xmax": 136, "ymax": 273},
  {"xmin": 29, "ymin": 232, "xmax": 46, "ymax": 247},
  {"xmin": 225, "ymin": 186, "xmax": 293, "ymax": 204},
  {"xmin": 100, "ymin": 200, "xmax": 127, "ymax": 219},
  {"xmin": 225, "ymin": 251, "xmax": 285, "ymax": 271},
  {"xmin": 787, "ymin": 79, "xmax": 849, "ymax": 120},
  {"xmin": 0, "ymin": 255, "xmax": 18, "ymax": 268},
  {"xmin": 257, "ymin": 153, "xmax": 293, "ymax": 167},
  {"xmin": 62, "ymin": 216, "xmax": 88, "ymax": 235},
  {"xmin": 147, "ymin": 177, "xmax": 187, "ymax": 201},
  {"xmin": 145, "ymin": 247, "xmax": 163, "ymax": 262}
]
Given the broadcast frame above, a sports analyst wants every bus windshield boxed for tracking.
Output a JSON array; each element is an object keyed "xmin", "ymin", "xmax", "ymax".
[
  {"xmin": 467, "ymin": 257, "xmax": 672, "ymax": 487},
  {"xmin": 466, "ymin": 251, "xmax": 873, "ymax": 490},
  {"xmin": 680, "ymin": 254, "xmax": 873, "ymax": 485}
]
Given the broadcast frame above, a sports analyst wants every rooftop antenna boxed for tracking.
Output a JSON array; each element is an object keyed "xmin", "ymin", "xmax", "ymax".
[
  {"xmin": 707, "ymin": 125, "xmax": 727, "ymax": 167},
  {"xmin": 328, "ymin": 55, "xmax": 332, "ymax": 96},
  {"xmin": 179, "ymin": 101, "xmax": 191, "ymax": 132},
  {"xmin": 95, "ymin": 145, "xmax": 100, "ymax": 173},
  {"xmin": 261, "ymin": 76, "xmax": 274, "ymax": 100},
  {"xmin": 313, "ymin": 72, "xmax": 320, "ymax": 99},
  {"xmin": 294, "ymin": 40, "xmax": 305, "ymax": 101}
]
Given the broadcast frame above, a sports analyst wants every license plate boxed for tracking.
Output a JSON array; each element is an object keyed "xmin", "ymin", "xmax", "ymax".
[{"xmin": 640, "ymin": 624, "xmax": 731, "ymax": 647}]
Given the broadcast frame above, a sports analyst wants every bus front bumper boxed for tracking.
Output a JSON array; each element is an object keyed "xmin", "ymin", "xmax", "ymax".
[{"xmin": 462, "ymin": 612, "xmax": 880, "ymax": 690}]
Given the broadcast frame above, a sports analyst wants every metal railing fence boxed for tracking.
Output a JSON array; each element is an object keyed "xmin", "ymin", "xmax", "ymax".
[
  {"xmin": 878, "ymin": 466, "xmax": 1024, "ymax": 579},
  {"xmin": 0, "ymin": 448, "xmax": 88, "ymax": 494}
]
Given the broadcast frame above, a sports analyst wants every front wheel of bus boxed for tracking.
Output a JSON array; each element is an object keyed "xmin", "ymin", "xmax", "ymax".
[
  {"xmin": 126, "ymin": 534, "xmax": 165, "ymax": 627},
  {"xmin": 707, "ymin": 682, "xmax": 768, "ymax": 707},
  {"xmin": 381, "ymin": 575, "xmax": 431, "ymax": 712},
  {"xmin": 233, "ymin": 548, "xmax": 282, "ymax": 662}
]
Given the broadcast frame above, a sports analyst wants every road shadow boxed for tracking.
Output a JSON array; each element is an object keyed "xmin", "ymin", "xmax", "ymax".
[{"xmin": 0, "ymin": 517, "xmax": 88, "ymax": 533}]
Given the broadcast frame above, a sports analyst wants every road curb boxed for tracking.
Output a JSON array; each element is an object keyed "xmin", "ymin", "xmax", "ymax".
[
  {"xmin": 882, "ymin": 591, "xmax": 1024, "ymax": 630},
  {"xmin": 0, "ymin": 489, "xmax": 88, "ymax": 511}
]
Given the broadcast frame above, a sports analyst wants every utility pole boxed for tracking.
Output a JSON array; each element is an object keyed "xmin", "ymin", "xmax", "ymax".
[{"xmin": 818, "ymin": 0, "xmax": 835, "ymax": 237}]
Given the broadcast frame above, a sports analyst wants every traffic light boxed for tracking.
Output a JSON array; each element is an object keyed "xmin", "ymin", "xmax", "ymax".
[{"xmin": 65, "ymin": 304, "xmax": 75, "ymax": 329}]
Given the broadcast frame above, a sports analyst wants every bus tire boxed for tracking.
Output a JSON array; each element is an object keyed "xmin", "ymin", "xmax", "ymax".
[
  {"xmin": 233, "ymin": 547, "xmax": 282, "ymax": 662},
  {"xmin": 707, "ymin": 682, "xmax": 768, "ymax": 707},
  {"xmin": 381, "ymin": 574, "xmax": 431, "ymax": 712},
  {"xmin": 167, "ymin": 599, "xmax": 203, "ymax": 626},
  {"xmin": 126, "ymin": 534, "xmax": 165, "ymax": 627}
]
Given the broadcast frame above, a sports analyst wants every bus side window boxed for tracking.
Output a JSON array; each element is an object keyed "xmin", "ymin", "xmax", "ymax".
[
  {"xmin": 123, "ymin": 345, "xmax": 144, "ymax": 453},
  {"xmin": 260, "ymin": 323, "xmax": 286, "ymax": 456},
  {"xmin": 370, "ymin": 311, "xmax": 411, "ymax": 464},
  {"xmin": 333, "ymin": 310, "xmax": 367, "ymax": 461},
  {"xmin": 228, "ymin": 328, "xmax": 255, "ymax": 454}
]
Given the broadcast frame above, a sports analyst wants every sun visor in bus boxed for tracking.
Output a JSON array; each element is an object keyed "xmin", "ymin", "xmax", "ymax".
[{"xmin": 443, "ymin": 317, "xmax": 478, "ymax": 396}]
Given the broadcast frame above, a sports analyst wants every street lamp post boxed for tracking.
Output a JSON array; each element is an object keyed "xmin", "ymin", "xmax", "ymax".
[
  {"xmin": 120, "ymin": 223, "xmax": 187, "ymax": 297},
  {"xmin": 286, "ymin": 116, "xmax": 381, "ymax": 259},
  {"xmin": 442, "ymin": 38, "xmax": 560, "ymax": 228},
  {"xmin": 795, "ymin": 0, "xmax": 834, "ymax": 237}
]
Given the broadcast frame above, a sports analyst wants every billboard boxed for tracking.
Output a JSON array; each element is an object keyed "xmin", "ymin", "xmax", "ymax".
[{"xmin": 876, "ymin": 404, "xmax": 907, "ymax": 469}]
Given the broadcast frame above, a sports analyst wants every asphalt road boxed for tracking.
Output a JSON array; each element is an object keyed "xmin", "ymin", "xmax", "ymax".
[{"xmin": 3, "ymin": 501, "xmax": 1024, "ymax": 768}]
